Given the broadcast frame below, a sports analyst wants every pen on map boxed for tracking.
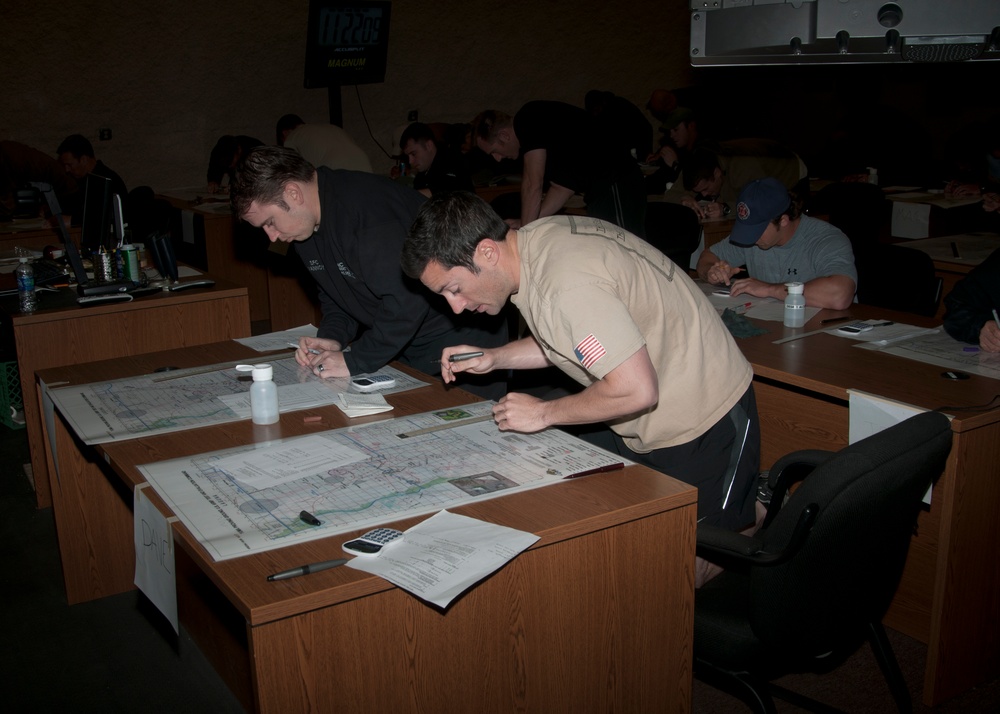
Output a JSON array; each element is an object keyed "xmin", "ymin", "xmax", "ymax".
[
  {"xmin": 564, "ymin": 462, "xmax": 626, "ymax": 479},
  {"xmin": 449, "ymin": 351, "xmax": 484, "ymax": 362},
  {"xmin": 821, "ymin": 316, "xmax": 852, "ymax": 324},
  {"xmin": 267, "ymin": 558, "xmax": 348, "ymax": 582},
  {"xmin": 993, "ymin": 309, "xmax": 1000, "ymax": 330},
  {"xmin": 951, "ymin": 242, "xmax": 961, "ymax": 259},
  {"xmin": 287, "ymin": 341, "xmax": 321, "ymax": 355},
  {"xmin": 734, "ymin": 301, "xmax": 752, "ymax": 314},
  {"xmin": 299, "ymin": 510, "xmax": 322, "ymax": 526}
]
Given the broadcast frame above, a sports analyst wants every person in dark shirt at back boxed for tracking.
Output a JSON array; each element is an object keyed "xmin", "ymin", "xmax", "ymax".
[
  {"xmin": 472, "ymin": 100, "xmax": 646, "ymax": 236},
  {"xmin": 56, "ymin": 134, "xmax": 128, "ymax": 223},
  {"xmin": 207, "ymin": 134, "xmax": 263, "ymax": 194},
  {"xmin": 399, "ymin": 122, "xmax": 473, "ymax": 197},
  {"xmin": 56, "ymin": 134, "xmax": 127, "ymax": 199}
]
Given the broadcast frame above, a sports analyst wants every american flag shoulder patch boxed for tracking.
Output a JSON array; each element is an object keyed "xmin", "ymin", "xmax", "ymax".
[{"xmin": 574, "ymin": 333, "xmax": 606, "ymax": 369}]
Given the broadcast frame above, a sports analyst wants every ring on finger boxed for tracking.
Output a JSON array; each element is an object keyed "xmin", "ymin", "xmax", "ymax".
[{"xmin": 318, "ymin": 364, "xmax": 324, "ymax": 372}]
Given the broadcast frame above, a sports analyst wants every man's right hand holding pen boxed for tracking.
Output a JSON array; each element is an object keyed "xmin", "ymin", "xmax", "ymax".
[{"xmin": 440, "ymin": 346, "xmax": 495, "ymax": 384}]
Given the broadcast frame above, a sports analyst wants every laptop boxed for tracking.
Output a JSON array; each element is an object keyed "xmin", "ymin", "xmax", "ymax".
[{"xmin": 32, "ymin": 182, "xmax": 139, "ymax": 296}]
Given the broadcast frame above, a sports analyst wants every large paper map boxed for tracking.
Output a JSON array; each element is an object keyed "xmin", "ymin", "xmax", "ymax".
[
  {"xmin": 138, "ymin": 401, "xmax": 629, "ymax": 561},
  {"xmin": 47, "ymin": 357, "xmax": 427, "ymax": 444}
]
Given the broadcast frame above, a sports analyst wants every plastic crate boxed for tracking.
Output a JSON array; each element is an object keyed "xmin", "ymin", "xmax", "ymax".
[{"xmin": 1, "ymin": 361, "xmax": 25, "ymax": 430}]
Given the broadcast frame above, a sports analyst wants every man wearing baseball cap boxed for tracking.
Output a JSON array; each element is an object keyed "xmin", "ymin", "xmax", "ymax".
[{"xmin": 696, "ymin": 177, "xmax": 857, "ymax": 310}]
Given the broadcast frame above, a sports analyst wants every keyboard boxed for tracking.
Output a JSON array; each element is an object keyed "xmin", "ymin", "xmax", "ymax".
[{"xmin": 32, "ymin": 259, "xmax": 70, "ymax": 286}]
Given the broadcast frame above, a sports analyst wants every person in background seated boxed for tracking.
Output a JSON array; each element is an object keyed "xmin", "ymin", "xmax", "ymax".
[
  {"xmin": 472, "ymin": 102, "xmax": 645, "ymax": 236},
  {"xmin": 943, "ymin": 247, "xmax": 1000, "ymax": 353},
  {"xmin": 402, "ymin": 192, "xmax": 760, "ymax": 586},
  {"xmin": 399, "ymin": 122, "xmax": 473, "ymax": 197},
  {"xmin": 56, "ymin": 134, "xmax": 127, "ymax": 199},
  {"xmin": 697, "ymin": 178, "xmax": 857, "ymax": 310},
  {"xmin": 665, "ymin": 142, "xmax": 807, "ymax": 221},
  {"xmin": 229, "ymin": 147, "xmax": 507, "ymax": 398},
  {"xmin": 275, "ymin": 114, "xmax": 372, "ymax": 173},
  {"xmin": 207, "ymin": 134, "xmax": 263, "ymax": 194}
]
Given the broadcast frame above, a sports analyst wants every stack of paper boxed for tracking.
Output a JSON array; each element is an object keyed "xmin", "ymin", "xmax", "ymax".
[{"xmin": 336, "ymin": 391, "xmax": 393, "ymax": 418}]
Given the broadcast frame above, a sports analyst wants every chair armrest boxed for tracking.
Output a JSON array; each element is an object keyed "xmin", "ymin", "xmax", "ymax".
[
  {"xmin": 763, "ymin": 449, "xmax": 835, "ymax": 528},
  {"xmin": 699, "ymin": 504, "xmax": 819, "ymax": 568},
  {"xmin": 697, "ymin": 524, "xmax": 762, "ymax": 558}
]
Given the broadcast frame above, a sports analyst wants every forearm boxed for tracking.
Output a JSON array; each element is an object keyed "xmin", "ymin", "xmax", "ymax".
[
  {"xmin": 520, "ymin": 179, "xmax": 543, "ymax": 225},
  {"xmin": 802, "ymin": 275, "xmax": 855, "ymax": 309},
  {"xmin": 538, "ymin": 183, "xmax": 574, "ymax": 218}
]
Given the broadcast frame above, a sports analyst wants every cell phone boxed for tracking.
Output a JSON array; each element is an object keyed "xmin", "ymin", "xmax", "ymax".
[
  {"xmin": 351, "ymin": 374, "xmax": 396, "ymax": 392},
  {"xmin": 341, "ymin": 527, "xmax": 404, "ymax": 556},
  {"xmin": 836, "ymin": 321, "xmax": 874, "ymax": 335}
]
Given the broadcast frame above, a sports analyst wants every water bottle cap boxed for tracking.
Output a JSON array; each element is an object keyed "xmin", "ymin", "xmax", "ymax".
[
  {"xmin": 236, "ymin": 363, "xmax": 274, "ymax": 381},
  {"xmin": 19, "ymin": 257, "xmax": 29, "ymax": 264},
  {"xmin": 785, "ymin": 282, "xmax": 804, "ymax": 294}
]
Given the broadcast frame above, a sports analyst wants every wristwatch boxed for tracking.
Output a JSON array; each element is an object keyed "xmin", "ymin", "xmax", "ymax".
[{"xmin": 721, "ymin": 203, "xmax": 731, "ymax": 216}]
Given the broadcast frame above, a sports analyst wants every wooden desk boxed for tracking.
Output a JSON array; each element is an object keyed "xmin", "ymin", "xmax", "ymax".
[
  {"xmin": 737, "ymin": 306, "xmax": 1000, "ymax": 706},
  {"xmin": 158, "ymin": 196, "xmax": 321, "ymax": 332},
  {"xmin": 39, "ymin": 346, "xmax": 697, "ymax": 713},
  {"xmin": 0, "ymin": 219, "xmax": 81, "ymax": 253},
  {"xmin": 2, "ymin": 280, "xmax": 250, "ymax": 509}
]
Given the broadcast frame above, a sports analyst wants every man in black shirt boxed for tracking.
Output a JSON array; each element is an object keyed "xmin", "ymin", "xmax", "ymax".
[
  {"xmin": 400, "ymin": 122, "xmax": 473, "ymax": 196},
  {"xmin": 472, "ymin": 100, "xmax": 645, "ymax": 237},
  {"xmin": 56, "ymin": 134, "xmax": 128, "ymax": 223},
  {"xmin": 230, "ymin": 146, "xmax": 506, "ymax": 398}
]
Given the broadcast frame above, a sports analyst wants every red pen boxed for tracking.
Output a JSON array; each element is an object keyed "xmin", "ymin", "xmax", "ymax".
[{"xmin": 734, "ymin": 302, "xmax": 753, "ymax": 314}]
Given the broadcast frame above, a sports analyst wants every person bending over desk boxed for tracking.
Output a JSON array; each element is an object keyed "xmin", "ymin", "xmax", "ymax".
[
  {"xmin": 943, "ymin": 247, "xmax": 1000, "ymax": 353},
  {"xmin": 230, "ymin": 147, "xmax": 507, "ymax": 398},
  {"xmin": 696, "ymin": 178, "xmax": 857, "ymax": 310},
  {"xmin": 402, "ymin": 192, "xmax": 760, "ymax": 586}
]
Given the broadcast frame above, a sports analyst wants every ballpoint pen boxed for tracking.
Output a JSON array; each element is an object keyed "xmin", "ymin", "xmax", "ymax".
[
  {"xmin": 821, "ymin": 316, "xmax": 852, "ymax": 324},
  {"xmin": 287, "ymin": 341, "xmax": 321, "ymax": 355},
  {"xmin": 267, "ymin": 558, "xmax": 348, "ymax": 581},
  {"xmin": 993, "ymin": 309, "xmax": 1000, "ymax": 331},
  {"xmin": 449, "ymin": 351, "xmax": 484, "ymax": 362}
]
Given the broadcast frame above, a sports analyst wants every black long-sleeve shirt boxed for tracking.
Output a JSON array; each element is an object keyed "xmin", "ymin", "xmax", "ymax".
[
  {"xmin": 943, "ymin": 247, "xmax": 1000, "ymax": 345},
  {"xmin": 292, "ymin": 169, "xmax": 507, "ymax": 383}
]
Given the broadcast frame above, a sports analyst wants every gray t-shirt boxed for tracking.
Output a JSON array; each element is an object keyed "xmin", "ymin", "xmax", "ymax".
[{"xmin": 710, "ymin": 215, "xmax": 858, "ymax": 288}]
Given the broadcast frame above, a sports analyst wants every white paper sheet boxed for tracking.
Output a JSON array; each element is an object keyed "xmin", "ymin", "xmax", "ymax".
[
  {"xmin": 133, "ymin": 484, "xmax": 178, "ymax": 632},
  {"xmin": 346, "ymin": 510, "xmax": 540, "ymax": 608}
]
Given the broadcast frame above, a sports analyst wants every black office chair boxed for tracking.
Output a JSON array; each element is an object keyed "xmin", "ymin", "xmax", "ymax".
[
  {"xmin": 693, "ymin": 410, "xmax": 953, "ymax": 714},
  {"xmin": 854, "ymin": 242, "xmax": 943, "ymax": 317},
  {"xmin": 807, "ymin": 183, "xmax": 942, "ymax": 316}
]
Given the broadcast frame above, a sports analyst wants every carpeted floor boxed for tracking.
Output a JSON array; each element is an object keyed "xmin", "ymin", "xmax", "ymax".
[{"xmin": 1, "ymin": 422, "xmax": 997, "ymax": 713}]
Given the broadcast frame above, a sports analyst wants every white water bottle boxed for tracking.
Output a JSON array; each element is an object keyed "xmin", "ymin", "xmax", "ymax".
[
  {"xmin": 236, "ymin": 363, "xmax": 279, "ymax": 424},
  {"xmin": 16, "ymin": 258, "xmax": 36, "ymax": 313},
  {"xmin": 784, "ymin": 282, "xmax": 805, "ymax": 328}
]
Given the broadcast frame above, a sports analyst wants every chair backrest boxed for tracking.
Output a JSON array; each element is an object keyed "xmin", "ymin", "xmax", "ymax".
[
  {"xmin": 749, "ymin": 411, "xmax": 952, "ymax": 658},
  {"xmin": 855, "ymin": 242, "xmax": 942, "ymax": 317}
]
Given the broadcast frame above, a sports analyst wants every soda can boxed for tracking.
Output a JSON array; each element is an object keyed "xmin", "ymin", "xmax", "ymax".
[{"xmin": 121, "ymin": 244, "xmax": 139, "ymax": 281}]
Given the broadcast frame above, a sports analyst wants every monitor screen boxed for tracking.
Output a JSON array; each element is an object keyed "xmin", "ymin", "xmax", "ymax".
[
  {"xmin": 303, "ymin": 1, "xmax": 392, "ymax": 87},
  {"xmin": 80, "ymin": 174, "xmax": 114, "ymax": 250}
]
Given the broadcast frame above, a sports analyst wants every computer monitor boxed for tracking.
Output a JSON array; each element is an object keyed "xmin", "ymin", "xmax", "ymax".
[{"xmin": 80, "ymin": 174, "xmax": 114, "ymax": 250}]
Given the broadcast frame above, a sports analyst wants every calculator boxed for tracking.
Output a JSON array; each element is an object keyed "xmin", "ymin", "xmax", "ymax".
[
  {"xmin": 350, "ymin": 373, "xmax": 396, "ymax": 392},
  {"xmin": 836, "ymin": 321, "xmax": 874, "ymax": 335},
  {"xmin": 342, "ymin": 527, "xmax": 404, "ymax": 556}
]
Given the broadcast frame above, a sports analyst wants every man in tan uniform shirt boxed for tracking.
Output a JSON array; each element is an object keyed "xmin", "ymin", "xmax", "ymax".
[{"xmin": 402, "ymin": 193, "xmax": 761, "ymax": 552}]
